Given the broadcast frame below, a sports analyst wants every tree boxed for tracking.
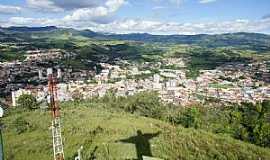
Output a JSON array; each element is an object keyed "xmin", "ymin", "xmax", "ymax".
[
  {"xmin": 132, "ymin": 91, "xmax": 164, "ymax": 119},
  {"xmin": 178, "ymin": 107, "xmax": 201, "ymax": 129},
  {"xmin": 231, "ymin": 101, "xmax": 270, "ymax": 147},
  {"xmin": 17, "ymin": 94, "xmax": 38, "ymax": 110}
]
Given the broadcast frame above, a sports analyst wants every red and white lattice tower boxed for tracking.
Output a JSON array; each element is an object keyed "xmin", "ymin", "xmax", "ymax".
[{"xmin": 48, "ymin": 73, "xmax": 65, "ymax": 160}]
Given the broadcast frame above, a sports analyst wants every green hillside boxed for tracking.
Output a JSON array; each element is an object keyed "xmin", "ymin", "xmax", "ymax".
[
  {"xmin": 1, "ymin": 27, "xmax": 270, "ymax": 51},
  {"xmin": 3, "ymin": 104, "xmax": 270, "ymax": 160},
  {"xmin": 1, "ymin": 27, "xmax": 270, "ymax": 76}
]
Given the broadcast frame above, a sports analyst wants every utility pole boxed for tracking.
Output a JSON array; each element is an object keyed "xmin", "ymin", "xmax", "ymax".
[{"xmin": 48, "ymin": 70, "xmax": 65, "ymax": 160}]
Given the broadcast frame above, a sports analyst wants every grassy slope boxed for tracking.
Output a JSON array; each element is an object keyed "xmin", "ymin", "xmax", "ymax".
[{"xmin": 3, "ymin": 105, "xmax": 270, "ymax": 160}]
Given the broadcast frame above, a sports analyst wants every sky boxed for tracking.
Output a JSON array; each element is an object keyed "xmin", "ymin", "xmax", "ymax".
[{"xmin": 0, "ymin": 0, "xmax": 270, "ymax": 35}]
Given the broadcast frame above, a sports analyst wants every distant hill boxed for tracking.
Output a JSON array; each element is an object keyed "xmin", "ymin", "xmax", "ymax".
[
  {"xmin": 1, "ymin": 26, "xmax": 270, "ymax": 51},
  {"xmin": 104, "ymin": 32, "xmax": 270, "ymax": 51},
  {"xmin": 0, "ymin": 26, "xmax": 58, "ymax": 32},
  {"xmin": 1, "ymin": 26, "xmax": 270, "ymax": 76}
]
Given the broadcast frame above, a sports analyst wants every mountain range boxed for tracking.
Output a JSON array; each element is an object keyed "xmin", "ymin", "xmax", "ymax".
[{"xmin": 1, "ymin": 26, "xmax": 270, "ymax": 51}]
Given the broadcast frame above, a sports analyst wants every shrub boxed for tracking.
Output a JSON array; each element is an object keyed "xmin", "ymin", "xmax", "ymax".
[
  {"xmin": 171, "ymin": 107, "xmax": 201, "ymax": 129},
  {"xmin": 17, "ymin": 94, "xmax": 38, "ymax": 110}
]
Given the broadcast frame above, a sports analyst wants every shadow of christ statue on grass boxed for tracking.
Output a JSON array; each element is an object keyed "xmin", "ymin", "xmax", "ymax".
[{"xmin": 116, "ymin": 130, "xmax": 161, "ymax": 160}]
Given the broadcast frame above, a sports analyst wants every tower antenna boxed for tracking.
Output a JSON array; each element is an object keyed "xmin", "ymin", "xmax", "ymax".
[{"xmin": 48, "ymin": 69, "xmax": 65, "ymax": 160}]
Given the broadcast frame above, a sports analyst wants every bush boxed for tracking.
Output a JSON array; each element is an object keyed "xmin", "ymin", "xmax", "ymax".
[
  {"xmin": 93, "ymin": 91, "xmax": 166, "ymax": 119},
  {"xmin": 164, "ymin": 100, "xmax": 270, "ymax": 148},
  {"xmin": 129, "ymin": 92, "xmax": 165, "ymax": 119},
  {"xmin": 174, "ymin": 107, "xmax": 201, "ymax": 129},
  {"xmin": 17, "ymin": 94, "xmax": 38, "ymax": 110}
]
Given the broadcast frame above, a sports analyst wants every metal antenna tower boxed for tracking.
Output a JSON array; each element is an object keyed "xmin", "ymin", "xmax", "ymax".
[{"xmin": 48, "ymin": 72, "xmax": 65, "ymax": 160}]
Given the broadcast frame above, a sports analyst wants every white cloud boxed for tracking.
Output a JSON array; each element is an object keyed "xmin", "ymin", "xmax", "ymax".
[
  {"xmin": 91, "ymin": 18, "xmax": 270, "ymax": 35},
  {"xmin": 152, "ymin": 0, "xmax": 184, "ymax": 7},
  {"xmin": 105, "ymin": 0, "xmax": 126, "ymax": 12},
  {"xmin": 50, "ymin": 0, "xmax": 105, "ymax": 10},
  {"xmin": 169, "ymin": 0, "xmax": 182, "ymax": 6},
  {"xmin": 0, "ymin": 5, "xmax": 21, "ymax": 14},
  {"xmin": 262, "ymin": 14, "xmax": 270, "ymax": 20},
  {"xmin": 152, "ymin": 6, "xmax": 167, "ymax": 10},
  {"xmin": 63, "ymin": 0, "xmax": 125, "ymax": 22},
  {"xmin": 3, "ymin": 16, "xmax": 270, "ymax": 35},
  {"xmin": 63, "ymin": 7, "xmax": 109, "ymax": 21},
  {"xmin": 1, "ymin": 0, "xmax": 269, "ymax": 35},
  {"xmin": 26, "ymin": 0, "xmax": 63, "ymax": 12},
  {"xmin": 7, "ymin": 17, "xmax": 58, "ymax": 26},
  {"xmin": 199, "ymin": 0, "xmax": 217, "ymax": 4},
  {"xmin": 26, "ymin": 0, "xmax": 125, "ymax": 12},
  {"xmin": 25, "ymin": 0, "xmax": 125, "ymax": 24}
]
